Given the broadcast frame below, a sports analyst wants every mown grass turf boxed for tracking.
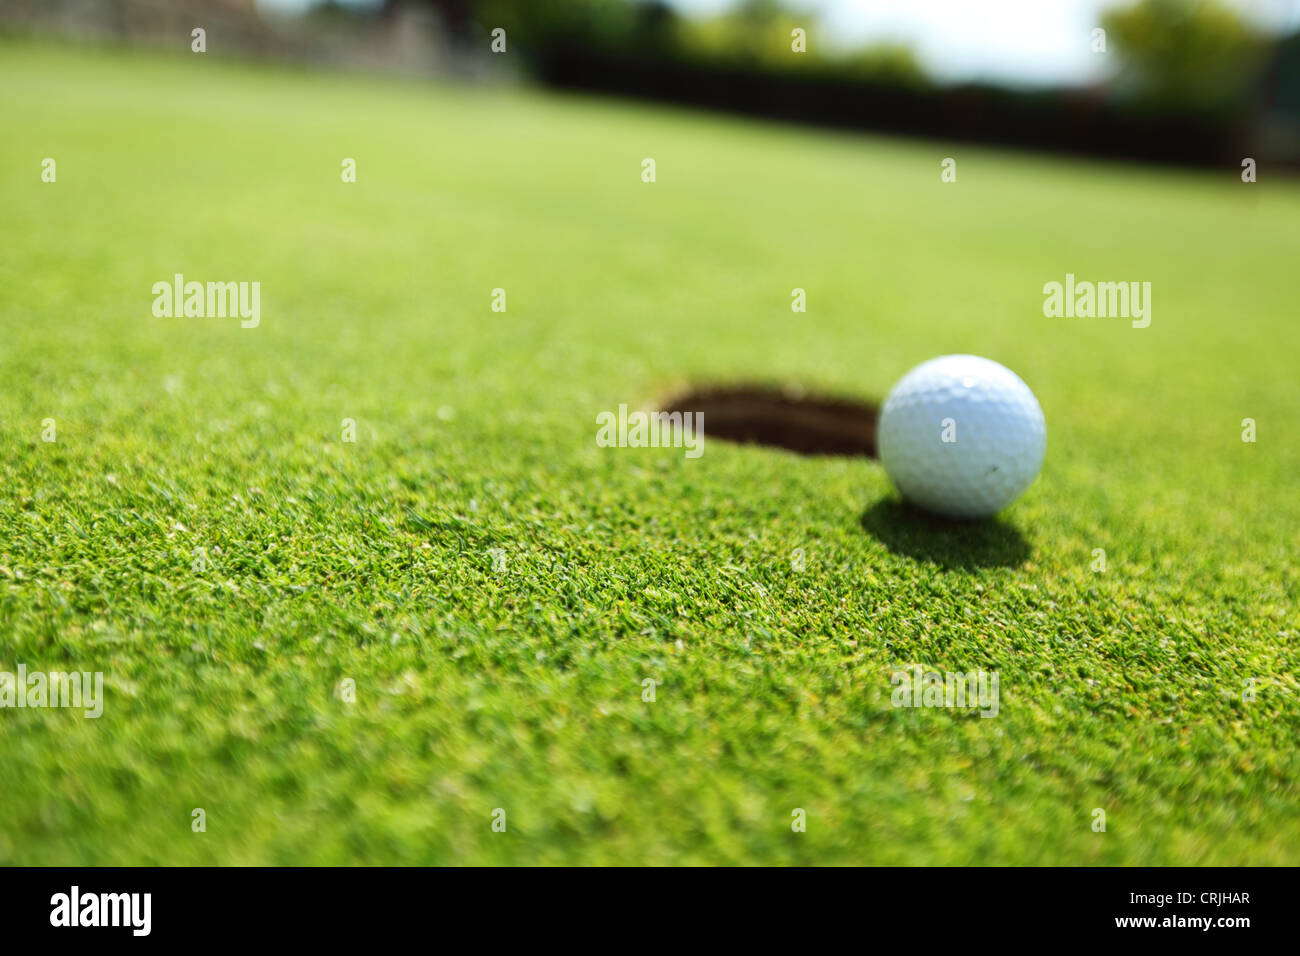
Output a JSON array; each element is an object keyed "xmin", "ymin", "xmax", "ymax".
[{"xmin": 0, "ymin": 39, "xmax": 1297, "ymax": 865}]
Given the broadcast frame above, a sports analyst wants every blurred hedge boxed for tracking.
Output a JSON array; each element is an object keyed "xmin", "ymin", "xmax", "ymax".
[{"xmin": 460, "ymin": 0, "xmax": 1288, "ymax": 167}]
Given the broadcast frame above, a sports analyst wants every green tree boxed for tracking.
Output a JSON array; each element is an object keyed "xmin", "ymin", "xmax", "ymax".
[{"xmin": 1101, "ymin": 0, "xmax": 1265, "ymax": 108}]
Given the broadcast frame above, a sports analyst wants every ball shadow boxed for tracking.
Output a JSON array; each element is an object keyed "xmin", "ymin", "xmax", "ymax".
[{"xmin": 859, "ymin": 498, "xmax": 1031, "ymax": 570}]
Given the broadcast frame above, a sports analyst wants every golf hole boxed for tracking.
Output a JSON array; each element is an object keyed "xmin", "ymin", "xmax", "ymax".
[{"xmin": 659, "ymin": 385, "xmax": 879, "ymax": 458}]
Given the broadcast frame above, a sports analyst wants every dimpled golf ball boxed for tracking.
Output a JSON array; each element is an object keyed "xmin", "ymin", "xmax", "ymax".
[{"xmin": 877, "ymin": 355, "xmax": 1046, "ymax": 519}]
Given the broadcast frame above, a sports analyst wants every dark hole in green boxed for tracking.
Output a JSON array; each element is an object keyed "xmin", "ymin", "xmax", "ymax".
[{"xmin": 660, "ymin": 385, "xmax": 879, "ymax": 458}]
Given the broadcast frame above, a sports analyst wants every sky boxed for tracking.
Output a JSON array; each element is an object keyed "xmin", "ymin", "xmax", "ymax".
[
  {"xmin": 786, "ymin": 0, "xmax": 1116, "ymax": 87},
  {"xmin": 260, "ymin": 0, "xmax": 1300, "ymax": 89}
]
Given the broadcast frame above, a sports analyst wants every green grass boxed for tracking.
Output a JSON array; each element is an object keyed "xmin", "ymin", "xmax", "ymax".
[{"xmin": 1, "ymin": 39, "xmax": 1297, "ymax": 865}]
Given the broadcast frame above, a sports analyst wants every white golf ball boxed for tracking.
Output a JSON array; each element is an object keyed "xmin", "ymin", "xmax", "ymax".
[{"xmin": 877, "ymin": 355, "xmax": 1046, "ymax": 519}]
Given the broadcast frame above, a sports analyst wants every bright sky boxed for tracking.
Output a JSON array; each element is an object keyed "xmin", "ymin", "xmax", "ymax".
[
  {"xmin": 260, "ymin": 0, "xmax": 1300, "ymax": 88},
  {"xmin": 796, "ymin": 0, "xmax": 1114, "ymax": 87}
]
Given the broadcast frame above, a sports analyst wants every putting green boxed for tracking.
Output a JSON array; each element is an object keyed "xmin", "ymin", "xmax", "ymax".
[{"xmin": 0, "ymin": 40, "xmax": 1297, "ymax": 865}]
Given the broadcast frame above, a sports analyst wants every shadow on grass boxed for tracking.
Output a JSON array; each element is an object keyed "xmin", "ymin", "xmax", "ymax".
[{"xmin": 860, "ymin": 498, "xmax": 1031, "ymax": 570}]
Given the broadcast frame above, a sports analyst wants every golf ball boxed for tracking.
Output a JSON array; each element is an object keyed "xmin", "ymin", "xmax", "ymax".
[{"xmin": 877, "ymin": 355, "xmax": 1046, "ymax": 519}]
